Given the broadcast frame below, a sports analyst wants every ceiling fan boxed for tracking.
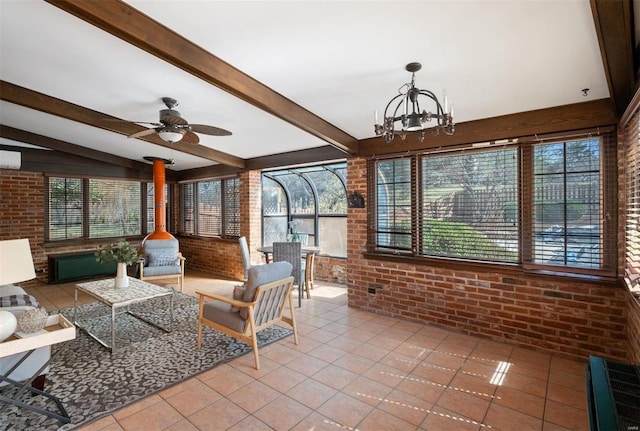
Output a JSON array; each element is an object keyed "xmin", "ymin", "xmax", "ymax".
[{"xmin": 128, "ymin": 97, "xmax": 232, "ymax": 144}]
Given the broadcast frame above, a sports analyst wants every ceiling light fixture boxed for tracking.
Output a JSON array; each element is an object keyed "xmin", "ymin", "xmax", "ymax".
[
  {"xmin": 374, "ymin": 62, "xmax": 454, "ymax": 143},
  {"xmin": 157, "ymin": 128, "xmax": 184, "ymax": 144}
]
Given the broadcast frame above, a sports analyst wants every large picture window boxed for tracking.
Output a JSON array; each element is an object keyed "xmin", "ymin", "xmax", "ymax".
[
  {"xmin": 421, "ymin": 149, "xmax": 518, "ymax": 262},
  {"xmin": 179, "ymin": 177, "xmax": 239, "ymax": 238},
  {"xmin": 370, "ymin": 131, "xmax": 616, "ymax": 276},
  {"xmin": 47, "ymin": 177, "xmax": 146, "ymax": 241}
]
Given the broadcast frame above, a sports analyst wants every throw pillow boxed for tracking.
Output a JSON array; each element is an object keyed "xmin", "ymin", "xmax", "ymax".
[
  {"xmin": 147, "ymin": 252, "xmax": 178, "ymax": 267},
  {"xmin": 230, "ymin": 285, "xmax": 245, "ymax": 313}
]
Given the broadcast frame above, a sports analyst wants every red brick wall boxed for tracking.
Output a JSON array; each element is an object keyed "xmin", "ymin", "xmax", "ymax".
[
  {"xmin": 0, "ymin": 170, "xmax": 47, "ymax": 286},
  {"xmin": 346, "ymin": 157, "xmax": 629, "ymax": 361},
  {"xmin": 176, "ymin": 236, "xmax": 242, "ymax": 280}
]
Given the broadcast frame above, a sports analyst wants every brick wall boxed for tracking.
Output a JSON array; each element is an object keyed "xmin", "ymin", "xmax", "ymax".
[
  {"xmin": 175, "ymin": 236, "xmax": 242, "ymax": 280},
  {"xmin": 0, "ymin": 170, "xmax": 47, "ymax": 286},
  {"xmin": 345, "ymin": 157, "xmax": 630, "ymax": 361}
]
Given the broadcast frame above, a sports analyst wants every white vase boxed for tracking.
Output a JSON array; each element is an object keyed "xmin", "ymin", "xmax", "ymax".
[
  {"xmin": 115, "ymin": 262, "xmax": 129, "ymax": 288},
  {"xmin": 0, "ymin": 310, "xmax": 17, "ymax": 342}
]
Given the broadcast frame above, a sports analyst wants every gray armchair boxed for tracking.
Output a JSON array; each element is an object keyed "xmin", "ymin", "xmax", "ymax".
[
  {"xmin": 137, "ymin": 239, "xmax": 186, "ymax": 292},
  {"xmin": 196, "ymin": 262, "xmax": 297, "ymax": 370}
]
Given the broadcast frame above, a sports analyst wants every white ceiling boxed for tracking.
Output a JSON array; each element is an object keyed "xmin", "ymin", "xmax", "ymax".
[{"xmin": 0, "ymin": 1, "xmax": 608, "ymax": 171}]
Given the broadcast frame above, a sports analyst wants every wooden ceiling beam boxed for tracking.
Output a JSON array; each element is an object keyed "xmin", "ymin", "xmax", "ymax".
[
  {"xmin": 45, "ymin": 0, "xmax": 359, "ymax": 155},
  {"xmin": 590, "ymin": 0, "xmax": 635, "ymax": 118},
  {"xmin": 0, "ymin": 125, "xmax": 151, "ymax": 172},
  {"xmin": 0, "ymin": 81, "xmax": 245, "ymax": 168}
]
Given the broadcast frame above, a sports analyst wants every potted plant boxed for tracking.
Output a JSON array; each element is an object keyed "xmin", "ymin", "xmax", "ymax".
[{"xmin": 95, "ymin": 241, "xmax": 138, "ymax": 288}]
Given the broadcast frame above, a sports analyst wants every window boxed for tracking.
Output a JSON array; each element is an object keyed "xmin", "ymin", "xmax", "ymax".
[
  {"xmin": 147, "ymin": 183, "xmax": 168, "ymax": 234},
  {"xmin": 532, "ymin": 139, "xmax": 601, "ymax": 269},
  {"xmin": 369, "ymin": 131, "xmax": 615, "ymax": 275},
  {"xmin": 48, "ymin": 177, "xmax": 83, "ymax": 240},
  {"xmin": 375, "ymin": 159, "xmax": 412, "ymax": 252},
  {"xmin": 624, "ymin": 111, "xmax": 640, "ymax": 293},
  {"xmin": 47, "ymin": 177, "xmax": 146, "ymax": 241},
  {"xmin": 89, "ymin": 179, "xmax": 141, "ymax": 238},
  {"xmin": 262, "ymin": 163, "xmax": 347, "ymax": 257},
  {"xmin": 179, "ymin": 177, "xmax": 239, "ymax": 238},
  {"xmin": 421, "ymin": 149, "xmax": 518, "ymax": 261}
]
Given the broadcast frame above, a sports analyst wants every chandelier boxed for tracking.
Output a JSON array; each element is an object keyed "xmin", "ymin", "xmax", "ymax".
[{"xmin": 374, "ymin": 62, "xmax": 454, "ymax": 143}]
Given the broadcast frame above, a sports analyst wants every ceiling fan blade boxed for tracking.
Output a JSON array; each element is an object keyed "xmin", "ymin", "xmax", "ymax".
[
  {"xmin": 161, "ymin": 113, "xmax": 188, "ymax": 126},
  {"xmin": 190, "ymin": 124, "xmax": 232, "ymax": 136},
  {"xmin": 128, "ymin": 128, "xmax": 157, "ymax": 138},
  {"xmin": 181, "ymin": 131, "xmax": 200, "ymax": 145}
]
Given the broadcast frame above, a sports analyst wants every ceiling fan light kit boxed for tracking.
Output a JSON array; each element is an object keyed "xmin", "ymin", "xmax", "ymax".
[
  {"xmin": 374, "ymin": 62, "xmax": 455, "ymax": 143},
  {"xmin": 157, "ymin": 129, "xmax": 184, "ymax": 144},
  {"xmin": 127, "ymin": 97, "xmax": 232, "ymax": 145}
]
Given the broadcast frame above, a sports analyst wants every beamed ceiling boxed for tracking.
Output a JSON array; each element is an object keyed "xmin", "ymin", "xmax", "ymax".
[{"xmin": 0, "ymin": 1, "xmax": 635, "ymax": 181}]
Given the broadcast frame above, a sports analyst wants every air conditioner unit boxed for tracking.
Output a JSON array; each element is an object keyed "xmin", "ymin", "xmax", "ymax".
[{"xmin": 0, "ymin": 150, "xmax": 21, "ymax": 169}]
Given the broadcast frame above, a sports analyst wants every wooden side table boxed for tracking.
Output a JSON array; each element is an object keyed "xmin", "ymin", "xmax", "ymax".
[{"xmin": 0, "ymin": 314, "xmax": 76, "ymax": 424}]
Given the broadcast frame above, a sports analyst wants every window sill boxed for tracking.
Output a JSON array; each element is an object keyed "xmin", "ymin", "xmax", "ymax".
[{"xmin": 362, "ymin": 252, "xmax": 619, "ymax": 286}]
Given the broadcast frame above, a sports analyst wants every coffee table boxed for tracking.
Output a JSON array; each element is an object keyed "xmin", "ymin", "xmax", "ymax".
[{"xmin": 74, "ymin": 277, "xmax": 173, "ymax": 353}]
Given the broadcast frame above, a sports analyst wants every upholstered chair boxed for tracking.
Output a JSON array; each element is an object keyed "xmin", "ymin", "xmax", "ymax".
[
  {"xmin": 137, "ymin": 239, "xmax": 186, "ymax": 292},
  {"xmin": 196, "ymin": 262, "xmax": 297, "ymax": 370}
]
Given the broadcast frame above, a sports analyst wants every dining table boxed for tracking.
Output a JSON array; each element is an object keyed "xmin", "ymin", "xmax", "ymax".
[{"xmin": 256, "ymin": 245, "xmax": 321, "ymax": 262}]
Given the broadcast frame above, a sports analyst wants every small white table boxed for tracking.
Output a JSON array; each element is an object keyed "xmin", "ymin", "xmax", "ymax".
[
  {"xmin": 74, "ymin": 277, "xmax": 173, "ymax": 353},
  {"xmin": 0, "ymin": 314, "xmax": 75, "ymax": 424}
]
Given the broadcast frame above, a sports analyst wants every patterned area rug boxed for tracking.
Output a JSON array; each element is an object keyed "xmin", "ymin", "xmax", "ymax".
[{"xmin": 0, "ymin": 292, "xmax": 292, "ymax": 430}]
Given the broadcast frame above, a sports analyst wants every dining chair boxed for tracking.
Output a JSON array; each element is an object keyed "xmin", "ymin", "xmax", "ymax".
[
  {"xmin": 272, "ymin": 242, "xmax": 303, "ymax": 306},
  {"xmin": 302, "ymin": 251, "xmax": 315, "ymax": 298},
  {"xmin": 239, "ymin": 236, "xmax": 252, "ymax": 281}
]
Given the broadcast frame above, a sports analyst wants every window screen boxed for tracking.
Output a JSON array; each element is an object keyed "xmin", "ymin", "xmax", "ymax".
[
  {"xmin": 532, "ymin": 139, "xmax": 602, "ymax": 268},
  {"xmin": 420, "ymin": 149, "xmax": 518, "ymax": 261},
  {"xmin": 375, "ymin": 158, "xmax": 413, "ymax": 252},
  {"xmin": 89, "ymin": 179, "xmax": 141, "ymax": 238},
  {"xmin": 198, "ymin": 180, "xmax": 222, "ymax": 236},
  {"xmin": 624, "ymin": 112, "xmax": 640, "ymax": 291},
  {"xmin": 224, "ymin": 177, "xmax": 240, "ymax": 237},
  {"xmin": 48, "ymin": 177, "xmax": 83, "ymax": 240}
]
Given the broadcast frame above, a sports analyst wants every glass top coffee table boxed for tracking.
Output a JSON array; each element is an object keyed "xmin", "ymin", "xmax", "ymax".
[{"xmin": 74, "ymin": 277, "xmax": 173, "ymax": 353}]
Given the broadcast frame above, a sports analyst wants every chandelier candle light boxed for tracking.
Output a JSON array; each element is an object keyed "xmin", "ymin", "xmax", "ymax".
[{"xmin": 374, "ymin": 62, "xmax": 454, "ymax": 143}]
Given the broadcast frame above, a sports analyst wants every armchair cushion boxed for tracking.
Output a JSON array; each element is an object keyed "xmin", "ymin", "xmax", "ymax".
[
  {"xmin": 147, "ymin": 252, "xmax": 179, "ymax": 267},
  {"xmin": 202, "ymin": 300, "xmax": 246, "ymax": 333},
  {"xmin": 140, "ymin": 264, "xmax": 181, "ymax": 277}
]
